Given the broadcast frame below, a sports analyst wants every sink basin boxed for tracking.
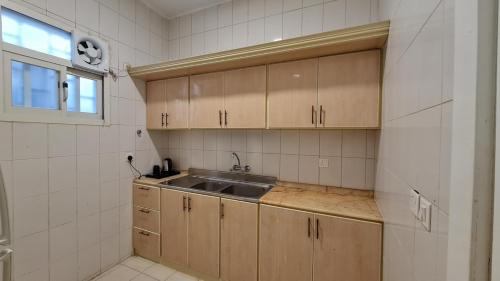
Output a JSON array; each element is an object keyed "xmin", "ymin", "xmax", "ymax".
[
  {"xmin": 190, "ymin": 181, "xmax": 231, "ymax": 192},
  {"xmin": 220, "ymin": 184, "xmax": 271, "ymax": 199}
]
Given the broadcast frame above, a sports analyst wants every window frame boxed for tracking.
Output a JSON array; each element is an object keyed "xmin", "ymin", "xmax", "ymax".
[{"xmin": 0, "ymin": 2, "xmax": 110, "ymax": 126}]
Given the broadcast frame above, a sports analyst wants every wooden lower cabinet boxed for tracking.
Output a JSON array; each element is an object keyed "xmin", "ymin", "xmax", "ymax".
[
  {"xmin": 313, "ymin": 214, "xmax": 382, "ymax": 281},
  {"xmin": 161, "ymin": 189, "xmax": 188, "ymax": 267},
  {"xmin": 259, "ymin": 205, "xmax": 314, "ymax": 281},
  {"xmin": 133, "ymin": 228, "xmax": 160, "ymax": 262},
  {"xmin": 220, "ymin": 199, "xmax": 258, "ymax": 281},
  {"xmin": 188, "ymin": 193, "xmax": 221, "ymax": 278}
]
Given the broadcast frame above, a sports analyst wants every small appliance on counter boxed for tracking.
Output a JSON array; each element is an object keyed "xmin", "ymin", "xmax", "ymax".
[{"xmin": 144, "ymin": 158, "xmax": 180, "ymax": 179}]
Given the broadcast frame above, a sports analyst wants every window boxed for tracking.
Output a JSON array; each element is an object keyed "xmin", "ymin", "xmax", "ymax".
[{"xmin": 0, "ymin": 6, "xmax": 107, "ymax": 125}]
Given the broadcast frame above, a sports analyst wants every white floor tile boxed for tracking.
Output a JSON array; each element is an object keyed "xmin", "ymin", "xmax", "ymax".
[
  {"xmin": 143, "ymin": 263, "xmax": 176, "ymax": 280},
  {"xmin": 122, "ymin": 256, "xmax": 154, "ymax": 272}
]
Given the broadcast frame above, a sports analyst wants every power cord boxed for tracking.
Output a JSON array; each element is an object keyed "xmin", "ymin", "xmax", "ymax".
[{"xmin": 127, "ymin": 155, "xmax": 142, "ymax": 179}]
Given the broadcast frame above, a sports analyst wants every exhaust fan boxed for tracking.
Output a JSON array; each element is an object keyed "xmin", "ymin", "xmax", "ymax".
[{"xmin": 71, "ymin": 31, "xmax": 109, "ymax": 74}]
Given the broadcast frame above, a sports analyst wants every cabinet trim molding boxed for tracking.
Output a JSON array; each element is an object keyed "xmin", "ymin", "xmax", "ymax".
[{"xmin": 128, "ymin": 21, "xmax": 390, "ymax": 81}]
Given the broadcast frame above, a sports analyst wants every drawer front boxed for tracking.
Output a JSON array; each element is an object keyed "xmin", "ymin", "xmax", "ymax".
[
  {"xmin": 133, "ymin": 184, "xmax": 160, "ymax": 210},
  {"xmin": 133, "ymin": 206, "xmax": 160, "ymax": 233},
  {"xmin": 133, "ymin": 228, "xmax": 160, "ymax": 262}
]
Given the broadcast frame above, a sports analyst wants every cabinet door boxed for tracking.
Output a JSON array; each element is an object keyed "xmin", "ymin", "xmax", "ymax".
[
  {"xmin": 161, "ymin": 189, "xmax": 188, "ymax": 267},
  {"xmin": 147, "ymin": 80, "xmax": 167, "ymax": 129},
  {"xmin": 224, "ymin": 66, "xmax": 267, "ymax": 128},
  {"xmin": 165, "ymin": 77, "xmax": 189, "ymax": 129},
  {"xmin": 268, "ymin": 58, "xmax": 318, "ymax": 128},
  {"xmin": 189, "ymin": 72, "xmax": 225, "ymax": 128},
  {"xmin": 318, "ymin": 50, "xmax": 380, "ymax": 128},
  {"xmin": 259, "ymin": 205, "xmax": 313, "ymax": 281},
  {"xmin": 313, "ymin": 214, "xmax": 382, "ymax": 281},
  {"xmin": 220, "ymin": 199, "xmax": 258, "ymax": 281},
  {"xmin": 188, "ymin": 193, "xmax": 220, "ymax": 278}
]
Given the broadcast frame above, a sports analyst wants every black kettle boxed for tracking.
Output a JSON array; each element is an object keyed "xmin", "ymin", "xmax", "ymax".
[{"xmin": 163, "ymin": 158, "xmax": 173, "ymax": 172}]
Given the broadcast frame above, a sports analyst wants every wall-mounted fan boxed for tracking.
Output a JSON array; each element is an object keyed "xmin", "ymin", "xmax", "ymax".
[{"xmin": 71, "ymin": 31, "xmax": 109, "ymax": 74}]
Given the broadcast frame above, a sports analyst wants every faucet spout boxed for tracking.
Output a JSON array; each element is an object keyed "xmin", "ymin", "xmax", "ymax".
[{"xmin": 231, "ymin": 152, "xmax": 242, "ymax": 171}]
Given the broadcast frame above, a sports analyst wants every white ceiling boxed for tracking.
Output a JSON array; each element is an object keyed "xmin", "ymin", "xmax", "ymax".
[{"xmin": 141, "ymin": 0, "xmax": 229, "ymax": 19}]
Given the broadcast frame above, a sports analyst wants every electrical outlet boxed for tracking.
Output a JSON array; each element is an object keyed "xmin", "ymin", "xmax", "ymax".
[
  {"xmin": 126, "ymin": 153, "xmax": 134, "ymax": 161},
  {"xmin": 419, "ymin": 197, "xmax": 432, "ymax": 232},
  {"xmin": 319, "ymin": 158, "xmax": 329, "ymax": 168},
  {"xmin": 409, "ymin": 189, "xmax": 420, "ymax": 217}
]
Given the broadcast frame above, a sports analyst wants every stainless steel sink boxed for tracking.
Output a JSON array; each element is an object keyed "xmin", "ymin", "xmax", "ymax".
[{"xmin": 159, "ymin": 169, "xmax": 276, "ymax": 202}]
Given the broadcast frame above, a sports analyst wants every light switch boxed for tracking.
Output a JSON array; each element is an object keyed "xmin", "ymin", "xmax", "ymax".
[
  {"xmin": 319, "ymin": 158, "xmax": 329, "ymax": 168},
  {"xmin": 409, "ymin": 189, "xmax": 420, "ymax": 217},
  {"xmin": 419, "ymin": 197, "xmax": 432, "ymax": 232}
]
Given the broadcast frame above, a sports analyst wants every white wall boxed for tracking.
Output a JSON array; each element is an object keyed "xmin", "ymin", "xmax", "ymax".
[
  {"xmin": 161, "ymin": 0, "xmax": 380, "ymax": 60},
  {"xmin": 0, "ymin": 0, "xmax": 169, "ymax": 280},
  {"xmin": 376, "ymin": 0, "xmax": 453, "ymax": 280}
]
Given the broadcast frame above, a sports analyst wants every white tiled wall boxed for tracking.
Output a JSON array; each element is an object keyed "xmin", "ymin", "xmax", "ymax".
[
  {"xmin": 162, "ymin": 0, "xmax": 380, "ymax": 61},
  {"xmin": 0, "ymin": 0, "xmax": 169, "ymax": 280},
  {"xmin": 164, "ymin": 129, "xmax": 376, "ymax": 190},
  {"xmin": 376, "ymin": 0, "xmax": 453, "ymax": 280}
]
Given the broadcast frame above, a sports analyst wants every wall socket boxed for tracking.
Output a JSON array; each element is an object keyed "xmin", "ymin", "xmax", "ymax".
[
  {"xmin": 318, "ymin": 158, "xmax": 329, "ymax": 168},
  {"xmin": 409, "ymin": 189, "xmax": 420, "ymax": 217},
  {"xmin": 419, "ymin": 197, "xmax": 432, "ymax": 231}
]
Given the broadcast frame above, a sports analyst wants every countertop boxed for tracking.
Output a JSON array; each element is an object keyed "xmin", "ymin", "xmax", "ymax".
[
  {"xmin": 261, "ymin": 182, "xmax": 383, "ymax": 223},
  {"xmin": 134, "ymin": 173, "xmax": 382, "ymax": 223}
]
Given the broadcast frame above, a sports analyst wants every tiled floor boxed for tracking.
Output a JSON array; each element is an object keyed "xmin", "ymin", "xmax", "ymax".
[{"xmin": 92, "ymin": 256, "xmax": 202, "ymax": 281}]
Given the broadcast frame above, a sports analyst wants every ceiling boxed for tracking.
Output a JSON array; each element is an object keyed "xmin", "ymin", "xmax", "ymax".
[{"xmin": 141, "ymin": 0, "xmax": 228, "ymax": 19}]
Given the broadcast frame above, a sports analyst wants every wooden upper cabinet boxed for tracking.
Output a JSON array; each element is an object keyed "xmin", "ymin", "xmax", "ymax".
[
  {"xmin": 259, "ymin": 205, "xmax": 314, "ymax": 281},
  {"xmin": 268, "ymin": 58, "xmax": 318, "ymax": 128},
  {"xmin": 146, "ymin": 80, "xmax": 166, "ymax": 129},
  {"xmin": 190, "ymin": 72, "xmax": 225, "ymax": 128},
  {"xmin": 224, "ymin": 66, "xmax": 267, "ymax": 128},
  {"xmin": 318, "ymin": 50, "xmax": 381, "ymax": 128},
  {"xmin": 313, "ymin": 214, "xmax": 382, "ymax": 281},
  {"xmin": 161, "ymin": 189, "xmax": 188, "ymax": 267},
  {"xmin": 165, "ymin": 77, "xmax": 189, "ymax": 129},
  {"xmin": 188, "ymin": 193, "xmax": 220, "ymax": 278},
  {"xmin": 220, "ymin": 199, "xmax": 258, "ymax": 281}
]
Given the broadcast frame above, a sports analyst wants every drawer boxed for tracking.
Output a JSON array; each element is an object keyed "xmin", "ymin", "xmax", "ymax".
[
  {"xmin": 133, "ymin": 227, "xmax": 160, "ymax": 262},
  {"xmin": 133, "ymin": 206, "xmax": 160, "ymax": 233},
  {"xmin": 133, "ymin": 184, "xmax": 160, "ymax": 210}
]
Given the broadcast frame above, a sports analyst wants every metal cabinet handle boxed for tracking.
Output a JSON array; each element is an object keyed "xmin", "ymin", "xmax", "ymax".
[
  {"xmin": 161, "ymin": 113, "xmax": 165, "ymax": 127},
  {"xmin": 138, "ymin": 209, "xmax": 150, "ymax": 214},
  {"xmin": 138, "ymin": 187, "xmax": 150, "ymax": 191},
  {"xmin": 224, "ymin": 110, "xmax": 228, "ymax": 126},
  {"xmin": 139, "ymin": 231, "xmax": 150, "ymax": 236},
  {"xmin": 165, "ymin": 113, "xmax": 169, "ymax": 126},
  {"xmin": 311, "ymin": 106, "xmax": 315, "ymax": 124},
  {"xmin": 183, "ymin": 196, "xmax": 187, "ymax": 211},
  {"xmin": 319, "ymin": 105, "xmax": 323, "ymax": 125},
  {"xmin": 308, "ymin": 218, "xmax": 311, "ymax": 237},
  {"xmin": 221, "ymin": 203, "xmax": 225, "ymax": 219},
  {"xmin": 188, "ymin": 197, "xmax": 192, "ymax": 211},
  {"xmin": 219, "ymin": 110, "xmax": 222, "ymax": 126},
  {"xmin": 316, "ymin": 219, "xmax": 320, "ymax": 239}
]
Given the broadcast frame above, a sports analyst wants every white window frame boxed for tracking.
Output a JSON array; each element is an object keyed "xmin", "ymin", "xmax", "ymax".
[{"xmin": 0, "ymin": 1, "xmax": 110, "ymax": 126}]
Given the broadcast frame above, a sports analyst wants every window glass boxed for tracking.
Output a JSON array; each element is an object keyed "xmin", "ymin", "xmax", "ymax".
[
  {"xmin": 67, "ymin": 74, "xmax": 98, "ymax": 114},
  {"xmin": 1, "ymin": 8, "xmax": 71, "ymax": 60},
  {"xmin": 11, "ymin": 60, "xmax": 59, "ymax": 110}
]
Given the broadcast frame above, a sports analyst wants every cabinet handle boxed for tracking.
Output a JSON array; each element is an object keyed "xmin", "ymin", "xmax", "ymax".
[
  {"xmin": 165, "ymin": 113, "xmax": 169, "ymax": 126},
  {"xmin": 139, "ymin": 231, "xmax": 150, "ymax": 237},
  {"xmin": 182, "ymin": 196, "xmax": 187, "ymax": 211},
  {"xmin": 161, "ymin": 113, "xmax": 165, "ymax": 127},
  {"xmin": 319, "ymin": 105, "xmax": 323, "ymax": 125},
  {"xmin": 308, "ymin": 218, "xmax": 311, "ymax": 238},
  {"xmin": 188, "ymin": 197, "xmax": 192, "ymax": 212},
  {"xmin": 219, "ymin": 110, "xmax": 222, "ymax": 127},
  {"xmin": 138, "ymin": 209, "xmax": 150, "ymax": 214},
  {"xmin": 221, "ymin": 203, "xmax": 225, "ymax": 219},
  {"xmin": 224, "ymin": 110, "xmax": 228, "ymax": 126},
  {"xmin": 316, "ymin": 219, "xmax": 319, "ymax": 240},
  {"xmin": 138, "ymin": 187, "xmax": 150, "ymax": 191},
  {"xmin": 311, "ymin": 106, "xmax": 315, "ymax": 124}
]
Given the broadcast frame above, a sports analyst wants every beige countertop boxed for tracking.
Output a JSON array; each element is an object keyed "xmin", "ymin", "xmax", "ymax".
[
  {"xmin": 134, "ymin": 173, "xmax": 382, "ymax": 223},
  {"xmin": 261, "ymin": 182, "xmax": 383, "ymax": 223}
]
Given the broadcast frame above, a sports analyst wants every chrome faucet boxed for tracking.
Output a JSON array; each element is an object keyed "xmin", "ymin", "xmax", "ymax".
[{"xmin": 231, "ymin": 152, "xmax": 251, "ymax": 173}]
